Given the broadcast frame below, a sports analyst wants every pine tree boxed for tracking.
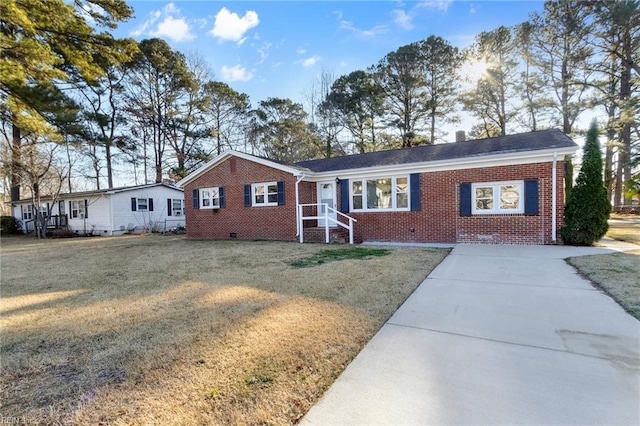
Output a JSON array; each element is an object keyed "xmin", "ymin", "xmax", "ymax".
[{"xmin": 560, "ymin": 120, "xmax": 611, "ymax": 245}]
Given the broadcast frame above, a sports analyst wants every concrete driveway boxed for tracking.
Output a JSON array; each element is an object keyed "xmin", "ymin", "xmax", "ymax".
[{"xmin": 302, "ymin": 244, "xmax": 640, "ymax": 425}]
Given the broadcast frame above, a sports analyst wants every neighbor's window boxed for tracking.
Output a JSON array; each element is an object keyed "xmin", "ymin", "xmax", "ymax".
[
  {"xmin": 200, "ymin": 187, "xmax": 220, "ymax": 209},
  {"xmin": 351, "ymin": 176, "xmax": 409, "ymax": 211},
  {"xmin": 70, "ymin": 200, "xmax": 86, "ymax": 218},
  {"xmin": 22, "ymin": 205, "xmax": 32, "ymax": 220},
  {"xmin": 472, "ymin": 181, "xmax": 523, "ymax": 214},
  {"xmin": 253, "ymin": 182, "xmax": 278, "ymax": 206},
  {"xmin": 172, "ymin": 199, "xmax": 185, "ymax": 216},
  {"xmin": 136, "ymin": 198, "xmax": 149, "ymax": 211}
]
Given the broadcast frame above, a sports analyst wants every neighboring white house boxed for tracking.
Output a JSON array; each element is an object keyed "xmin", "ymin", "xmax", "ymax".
[{"xmin": 12, "ymin": 183, "xmax": 185, "ymax": 236}]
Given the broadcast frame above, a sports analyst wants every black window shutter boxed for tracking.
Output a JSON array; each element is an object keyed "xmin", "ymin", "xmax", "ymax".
[
  {"xmin": 131, "ymin": 197, "xmax": 137, "ymax": 211},
  {"xmin": 84, "ymin": 200, "xmax": 88, "ymax": 218},
  {"xmin": 219, "ymin": 187, "xmax": 226, "ymax": 208},
  {"xmin": 410, "ymin": 173, "xmax": 421, "ymax": 211},
  {"xmin": 149, "ymin": 198, "xmax": 154, "ymax": 212},
  {"xmin": 460, "ymin": 183, "xmax": 472, "ymax": 216},
  {"xmin": 167, "ymin": 199, "xmax": 172, "ymax": 216},
  {"xmin": 277, "ymin": 181, "xmax": 285, "ymax": 206},
  {"xmin": 340, "ymin": 179, "xmax": 349, "ymax": 213},
  {"xmin": 244, "ymin": 184, "xmax": 251, "ymax": 207},
  {"xmin": 192, "ymin": 189, "xmax": 199, "ymax": 209},
  {"xmin": 69, "ymin": 201, "xmax": 72, "ymax": 218},
  {"xmin": 524, "ymin": 179, "xmax": 539, "ymax": 215}
]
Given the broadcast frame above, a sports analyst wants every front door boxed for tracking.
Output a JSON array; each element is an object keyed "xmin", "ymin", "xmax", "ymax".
[{"xmin": 317, "ymin": 181, "xmax": 337, "ymax": 227}]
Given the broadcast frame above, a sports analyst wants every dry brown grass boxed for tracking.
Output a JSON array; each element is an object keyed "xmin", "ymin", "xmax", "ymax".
[
  {"xmin": 0, "ymin": 235, "xmax": 448, "ymax": 425},
  {"xmin": 607, "ymin": 216, "xmax": 640, "ymax": 245},
  {"xmin": 567, "ymin": 249, "xmax": 640, "ymax": 320}
]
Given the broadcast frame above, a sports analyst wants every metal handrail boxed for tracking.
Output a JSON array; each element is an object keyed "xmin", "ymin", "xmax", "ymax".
[{"xmin": 298, "ymin": 203, "xmax": 357, "ymax": 244}]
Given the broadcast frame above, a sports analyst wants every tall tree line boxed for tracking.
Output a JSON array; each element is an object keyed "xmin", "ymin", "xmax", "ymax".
[{"xmin": 1, "ymin": 0, "xmax": 638, "ymax": 208}]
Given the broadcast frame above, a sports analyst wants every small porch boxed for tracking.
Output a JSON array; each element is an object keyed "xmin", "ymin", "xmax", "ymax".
[
  {"xmin": 22, "ymin": 215, "xmax": 69, "ymax": 234},
  {"xmin": 297, "ymin": 203, "xmax": 357, "ymax": 244}
]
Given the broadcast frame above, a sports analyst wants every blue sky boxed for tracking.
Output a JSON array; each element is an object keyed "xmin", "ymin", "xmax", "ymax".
[{"xmin": 117, "ymin": 1, "xmax": 544, "ymax": 109}]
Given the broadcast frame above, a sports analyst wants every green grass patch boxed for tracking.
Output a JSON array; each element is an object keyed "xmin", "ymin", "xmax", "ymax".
[{"xmin": 290, "ymin": 247, "xmax": 391, "ymax": 268}]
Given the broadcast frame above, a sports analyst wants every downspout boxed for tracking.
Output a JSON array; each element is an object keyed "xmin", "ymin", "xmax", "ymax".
[
  {"xmin": 552, "ymin": 151, "xmax": 557, "ymax": 242},
  {"xmin": 295, "ymin": 173, "xmax": 306, "ymax": 237}
]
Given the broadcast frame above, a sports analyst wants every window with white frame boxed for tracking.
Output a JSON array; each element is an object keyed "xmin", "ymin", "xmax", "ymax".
[
  {"xmin": 472, "ymin": 181, "xmax": 524, "ymax": 214},
  {"xmin": 351, "ymin": 176, "xmax": 409, "ymax": 211},
  {"xmin": 253, "ymin": 182, "xmax": 278, "ymax": 206},
  {"xmin": 200, "ymin": 187, "xmax": 220, "ymax": 209},
  {"xmin": 22, "ymin": 205, "xmax": 32, "ymax": 220},
  {"xmin": 70, "ymin": 200, "xmax": 86, "ymax": 218},
  {"xmin": 136, "ymin": 198, "xmax": 149, "ymax": 211},
  {"xmin": 172, "ymin": 199, "xmax": 185, "ymax": 216}
]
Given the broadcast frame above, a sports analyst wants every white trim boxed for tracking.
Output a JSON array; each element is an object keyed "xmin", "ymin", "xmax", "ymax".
[
  {"xmin": 200, "ymin": 187, "xmax": 220, "ymax": 209},
  {"xmin": 471, "ymin": 181, "xmax": 524, "ymax": 215},
  {"xmin": 178, "ymin": 150, "xmax": 306, "ymax": 187},
  {"xmin": 251, "ymin": 182, "xmax": 278, "ymax": 207},
  {"xmin": 308, "ymin": 147, "xmax": 578, "ymax": 181},
  {"xmin": 350, "ymin": 175, "xmax": 410, "ymax": 212}
]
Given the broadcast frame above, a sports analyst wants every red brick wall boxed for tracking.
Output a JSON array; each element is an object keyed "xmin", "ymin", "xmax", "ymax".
[
  {"xmin": 341, "ymin": 161, "xmax": 565, "ymax": 245},
  {"xmin": 184, "ymin": 157, "xmax": 314, "ymax": 241},
  {"xmin": 185, "ymin": 156, "xmax": 565, "ymax": 245}
]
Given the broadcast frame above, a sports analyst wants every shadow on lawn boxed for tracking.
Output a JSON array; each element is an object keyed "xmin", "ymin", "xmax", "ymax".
[{"xmin": 1, "ymin": 236, "xmax": 439, "ymax": 424}]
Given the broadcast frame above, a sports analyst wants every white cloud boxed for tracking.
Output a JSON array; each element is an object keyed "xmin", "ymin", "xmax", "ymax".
[
  {"xmin": 392, "ymin": 9, "xmax": 413, "ymax": 30},
  {"xmin": 221, "ymin": 65, "xmax": 254, "ymax": 82},
  {"xmin": 469, "ymin": 3, "xmax": 478, "ymax": 14},
  {"xmin": 210, "ymin": 7, "xmax": 259, "ymax": 43},
  {"xmin": 257, "ymin": 42, "xmax": 271, "ymax": 65},
  {"xmin": 417, "ymin": 0, "xmax": 453, "ymax": 12},
  {"xmin": 150, "ymin": 16, "xmax": 195, "ymax": 42},
  {"xmin": 130, "ymin": 3, "xmax": 194, "ymax": 42},
  {"xmin": 299, "ymin": 55, "xmax": 322, "ymax": 68},
  {"xmin": 296, "ymin": 47, "xmax": 307, "ymax": 55},
  {"xmin": 339, "ymin": 19, "xmax": 388, "ymax": 38}
]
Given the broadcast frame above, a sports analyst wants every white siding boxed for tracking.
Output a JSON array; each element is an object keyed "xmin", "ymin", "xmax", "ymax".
[
  {"xmin": 10, "ymin": 185, "xmax": 184, "ymax": 236},
  {"xmin": 112, "ymin": 187, "xmax": 184, "ymax": 235},
  {"xmin": 65, "ymin": 195, "xmax": 112, "ymax": 235}
]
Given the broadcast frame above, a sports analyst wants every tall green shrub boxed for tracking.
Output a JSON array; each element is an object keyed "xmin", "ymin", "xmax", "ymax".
[{"xmin": 560, "ymin": 120, "xmax": 611, "ymax": 245}]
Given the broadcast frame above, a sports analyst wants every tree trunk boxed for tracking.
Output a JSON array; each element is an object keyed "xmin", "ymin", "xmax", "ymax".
[{"xmin": 10, "ymin": 125, "xmax": 21, "ymax": 202}]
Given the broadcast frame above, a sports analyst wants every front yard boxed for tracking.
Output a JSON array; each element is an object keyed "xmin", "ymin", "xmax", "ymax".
[{"xmin": 0, "ymin": 236, "xmax": 448, "ymax": 425}]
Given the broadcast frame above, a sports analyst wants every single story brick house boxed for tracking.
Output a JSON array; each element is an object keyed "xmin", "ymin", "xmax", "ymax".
[
  {"xmin": 178, "ymin": 129, "xmax": 578, "ymax": 245},
  {"xmin": 12, "ymin": 183, "xmax": 185, "ymax": 236}
]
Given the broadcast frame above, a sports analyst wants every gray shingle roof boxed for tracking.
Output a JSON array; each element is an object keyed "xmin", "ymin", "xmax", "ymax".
[{"xmin": 295, "ymin": 129, "xmax": 577, "ymax": 173}]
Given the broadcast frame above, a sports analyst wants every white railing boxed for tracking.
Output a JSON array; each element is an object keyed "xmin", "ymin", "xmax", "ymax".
[{"xmin": 298, "ymin": 203, "xmax": 357, "ymax": 244}]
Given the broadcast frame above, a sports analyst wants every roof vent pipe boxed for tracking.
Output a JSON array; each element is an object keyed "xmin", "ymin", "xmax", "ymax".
[{"xmin": 455, "ymin": 131, "xmax": 466, "ymax": 142}]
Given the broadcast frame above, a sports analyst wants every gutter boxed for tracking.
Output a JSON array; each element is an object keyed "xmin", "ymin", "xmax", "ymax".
[
  {"xmin": 295, "ymin": 173, "xmax": 306, "ymax": 237},
  {"xmin": 552, "ymin": 151, "xmax": 558, "ymax": 242}
]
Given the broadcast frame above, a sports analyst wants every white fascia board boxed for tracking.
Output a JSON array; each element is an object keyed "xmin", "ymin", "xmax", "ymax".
[
  {"xmin": 178, "ymin": 150, "xmax": 307, "ymax": 187},
  {"xmin": 307, "ymin": 147, "xmax": 578, "ymax": 180}
]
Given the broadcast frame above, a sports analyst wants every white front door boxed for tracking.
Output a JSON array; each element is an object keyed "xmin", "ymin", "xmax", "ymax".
[{"xmin": 317, "ymin": 181, "xmax": 337, "ymax": 227}]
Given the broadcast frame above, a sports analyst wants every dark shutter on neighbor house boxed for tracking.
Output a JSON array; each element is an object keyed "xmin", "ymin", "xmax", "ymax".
[
  {"xmin": 524, "ymin": 179, "xmax": 539, "ymax": 216},
  {"xmin": 459, "ymin": 183, "xmax": 472, "ymax": 217},
  {"xmin": 340, "ymin": 179, "xmax": 349, "ymax": 213},
  {"xmin": 167, "ymin": 199, "xmax": 172, "ymax": 216},
  {"xmin": 244, "ymin": 184, "xmax": 252, "ymax": 207},
  {"xmin": 84, "ymin": 200, "xmax": 88, "ymax": 218},
  {"xmin": 219, "ymin": 187, "xmax": 226, "ymax": 208},
  {"xmin": 277, "ymin": 181, "xmax": 285, "ymax": 206},
  {"xmin": 131, "ymin": 197, "xmax": 137, "ymax": 211},
  {"xmin": 410, "ymin": 173, "xmax": 421, "ymax": 211},
  {"xmin": 69, "ymin": 201, "xmax": 72, "ymax": 217},
  {"xmin": 192, "ymin": 189, "xmax": 199, "ymax": 209},
  {"xmin": 148, "ymin": 198, "xmax": 154, "ymax": 212}
]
